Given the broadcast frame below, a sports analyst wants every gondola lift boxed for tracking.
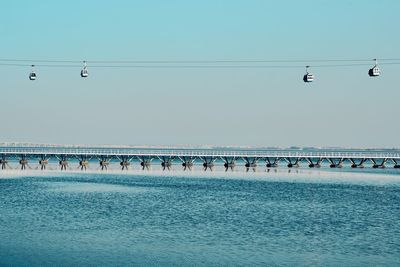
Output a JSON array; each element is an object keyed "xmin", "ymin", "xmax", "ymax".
[
  {"xmin": 368, "ymin": 58, "xmax": 380, "ymax": 77},
  {"xmin": 29, "ymin": 65, "xmax": 37, "ymax": 81},
  {"xmin": 81, "ymin": 61, "xmax": 89, "ymax": 78},
  {"xmin": 303, "ymin": 65, "xmax": 314, "ymax": 82}
]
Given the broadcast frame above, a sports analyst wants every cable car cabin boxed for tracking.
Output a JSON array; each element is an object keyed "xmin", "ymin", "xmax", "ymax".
[
  {"xmin": 368, "ymin": 66, "xmax": 380, "ymax": 77},
  {"xmin": 80, "ymin": 68, "xmax": 88, "ymax": 78},
  {"xmin": 303, "ymin": 73, "xmax": 314, "ymax": 82},
  {"xmin": 29, "ymin": 72, "xmax": 37, "ymax": 80}
]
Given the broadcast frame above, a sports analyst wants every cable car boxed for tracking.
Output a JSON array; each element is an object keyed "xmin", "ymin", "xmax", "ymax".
[
  {"xmin": 29, "ymin": 65, "xmax": 37, "ymax": 80},
  {"xmin": 368, "ymin": 59, "xmax": 380, "ymax": 77},
  {"xmin": 81, "ymin": 61, "xmax": 89, "ymax": 78},
  {"xmin": 303, "ymin": 66, "xmax": 314, "ymax": 82}
]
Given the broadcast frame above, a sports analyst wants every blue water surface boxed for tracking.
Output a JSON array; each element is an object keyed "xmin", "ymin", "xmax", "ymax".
[{"xmin": 1, "ymin": 171, "xmax": 400, "ymax": 266}]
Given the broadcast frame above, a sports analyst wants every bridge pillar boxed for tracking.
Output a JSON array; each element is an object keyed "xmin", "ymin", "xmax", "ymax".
[
  {"xmin": 202, "ymin": 157, "xmax": 215, "ymax": 171},
  {"xmin": 78, "ymin": 155, "xmax": 89, "ymax": 171},
  {"xmin": 159, "ymin": 156, "xmax": 174, "ymax": 170},
  {"xmin": 56, "ymin": 155, "xmax": 69, "ymax": 171},
  {"xmin": 222, "ymin": 157, "xmax": 236, "ymax": 171},
  {"xmin": 99, "ymin": 158, "xmax": 110, "ymax": 170},
  {"xmin": 79, "ymin": 160, "xmax": 89, "ymax": 170},
  {"xmin": 266, "ymin": 157, "xmax": 279, "ymax": 168},
  {"xmin": 392, "ymin": 159, "xmax": 400, "ymax": 168},
  {"xmin": 307, "ymin": 158, "xmax": 322, "ymax": 168},
  {"xmin": 60, "ymin": 161, "xmax": 68, "ymax": 170},
  {"xmin": 371, "ymin": 158, "xmax": 387, "ymax": 169},
  {"xmin": 179, "ymin": 156, "xmax": 195, "ymax": 170},
  {"xmin": 139, "ymin": 156, "xmax": 153, "ymax": 170},
  {"xmin": 328, "ymin": 158, "xmax": 344, "ymax": 168},
  {"xmin": 19, "ymin": 155, "xmax": 30, "ymax": 170},
  {"xmin": 120, "ymin": 161, "xmax": 130, "ymax": 170},
  {"xmin": 39, "ymin": 155, "xmax": 49, "ymax": 170},
  {"xmin": 118, "ymin": 156, "xmax": 133, "ymax": 170},
  {"xmin": 285, "ymin": 157, "xmax": 301, "ymax": 168},
  {"xmin": 39, "ymin": 159, "xmax": 49, "ymax": 170},
  {"xmin": 0, "ymin": 155, "xmax": 11, "ymax": 170},
  {"xmin": 350, "ymin": 158, "xmax": 366, "ymax": 168},
  {"xmin": 243, "ymin": 157, "xmax": 257, "ymax": 171}
]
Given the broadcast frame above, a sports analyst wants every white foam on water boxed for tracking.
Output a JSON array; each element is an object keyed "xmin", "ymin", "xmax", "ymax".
[
  {"xmin": 45, "ymin": 181, "xmax": 152, "ymax": 193},
  {"xmin": 126, "ymin": 168, "xmax": 400, "ymax": 186},
  {"xmin": 0, "ymin": 168, "xmax": 399, "ymax": 186}
]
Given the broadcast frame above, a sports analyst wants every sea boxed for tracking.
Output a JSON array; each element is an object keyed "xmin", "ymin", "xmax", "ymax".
[{"xmin": 1, "ymin": 165, "xmax": 400, "ymax": 266}]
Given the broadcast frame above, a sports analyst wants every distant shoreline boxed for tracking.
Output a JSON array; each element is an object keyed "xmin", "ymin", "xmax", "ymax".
[{"xmin": 1, "ymin": 142, "xmax": 400, "ymax": 151}]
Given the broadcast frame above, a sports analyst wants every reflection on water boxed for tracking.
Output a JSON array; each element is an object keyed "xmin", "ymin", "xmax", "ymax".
[
  {"xmin": 45, "ymin": 181, "xmax": 154, "ymax": 193},
  {"xmin": 0, "ymin": 172, "xmax": 400, "ymax": 266}
]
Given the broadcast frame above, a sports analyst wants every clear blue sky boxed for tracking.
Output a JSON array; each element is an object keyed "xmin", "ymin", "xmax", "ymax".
[{"xmin": 1, "ymin": 0, "xmax": 399, "ymax": 148}]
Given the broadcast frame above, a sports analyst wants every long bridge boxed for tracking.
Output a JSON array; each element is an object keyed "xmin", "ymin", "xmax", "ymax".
[{"xmin": 0, "ymin": 145, "xmax": 400, "ymax": 171}]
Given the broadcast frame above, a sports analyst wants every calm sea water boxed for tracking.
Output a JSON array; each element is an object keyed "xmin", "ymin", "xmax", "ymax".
[{"xmin": 1, "ymin": 170, "xmax": 400, "ymax": 266}]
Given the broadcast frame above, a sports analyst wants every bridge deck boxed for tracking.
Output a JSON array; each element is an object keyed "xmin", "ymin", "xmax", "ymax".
[{"xmin": 1, "ymin": 146, "xmax": 399, "ymax": 159}]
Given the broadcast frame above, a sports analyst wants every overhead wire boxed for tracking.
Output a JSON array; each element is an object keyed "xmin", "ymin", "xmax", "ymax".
[
  {"xmin": 1, "ymin": 63, "xmax": 400, "ymax": 68},
  {"xmin": 1, "ymin": 57, "xmax": 400, "ymax": 63},
  {"xmin": 0, "ymin": 58, "xmax": 399, "ymax": 69}
]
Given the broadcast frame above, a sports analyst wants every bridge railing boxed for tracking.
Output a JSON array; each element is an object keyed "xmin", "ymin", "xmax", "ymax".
[{"xmin": 0, "ymin": 147, "xmax": 399, "ymax": 159}]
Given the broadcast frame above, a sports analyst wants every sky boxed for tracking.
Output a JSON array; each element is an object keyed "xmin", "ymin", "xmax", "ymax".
[{"xmin": 0, "ymin": 0, "xmax": 399, "ymax": 148}]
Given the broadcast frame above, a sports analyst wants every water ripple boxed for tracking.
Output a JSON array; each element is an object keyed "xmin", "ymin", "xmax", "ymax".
[{"xmin": 0, "ymin": 173, "xmax": 400, "ymax": 266}]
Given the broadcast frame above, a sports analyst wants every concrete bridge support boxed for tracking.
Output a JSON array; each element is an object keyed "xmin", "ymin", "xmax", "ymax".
[
  {"xmin": 179, "ymin": 156, "xmax": 195, "ymax": 170},
  {"xmin": 243, "ymin": 157, "xmax": 258, "ymax": 172},
  {"xmin": 222, "ymin": 157, "xmax": 236, "ymax": 171},
  {"xmin": 138, "ymin": 156, "xmax": 153, "ymax": 170},
  {"xmin": 19, "ymin": 155, "xmax": 30, "ymax": 170},
  {"xmin": 159, "ymin": 156, "xmax": 174, "ymax": 170},
  {"xmin": 392, "ymin": 159, "xmax": 400, "ymax": 168},
  {"xmin": 118, "ymin": 156, "xmax": 133, "ymax": 170},
  {"xmin": 328, "ymin": 158, "xmax": 344, "ymax": 168},
  {"xmin": 306, "ymin": 158, "xmax": 322, "ymax": 168},
  {"xmin": 265, "ymin": 157, "xmax": 279, "ymax": 168},
  {"xmin": 39, "ymin": 155, "xmax": 49, "ymax": 170},
  {"xmin": 371, "ymin": 158, "xmax": 388, "ymax": 169},
  {"xmin": 202, "ymin": 157, "xmax": 216, "ymax": 171},
  {"xmin": 77, "ymin": 155, "xmax": 90, "ymax": 171},
  {"xmin": 56, "ymin": 155, "xmax": 68, "ymax": 171},
  {"xmin": 99, "ymin": 157, "xmax": 110, "ymax": 170},
  {"xmin": 349, "ymin": 158, "xmax": 366, "ymax": 168},
  {"xmin": 285, "ymin": 157, "xmax": 301, "ymax": 168},
  {"xmin": 0, "ymin": 155, "xmax": 11, "ymax": 170}
]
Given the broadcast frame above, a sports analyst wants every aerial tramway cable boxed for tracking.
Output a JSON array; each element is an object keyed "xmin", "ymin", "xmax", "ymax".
[{"xmin": 0, "ymin": 57, "xmax": 399, "ymax": 81}]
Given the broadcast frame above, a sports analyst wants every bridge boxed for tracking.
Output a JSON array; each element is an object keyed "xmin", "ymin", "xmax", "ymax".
[{"xmin": 0, "ymin": 145, "xmax": 400, "ymax": 171}]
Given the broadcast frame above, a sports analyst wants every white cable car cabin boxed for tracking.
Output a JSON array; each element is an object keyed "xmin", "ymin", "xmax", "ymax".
[
  {"xmin": 81, "ymin": 61, "xmax": 89, "ymax": 78},
  {"xmin": 368, "ymin": 59, "xmax": 380, "ymax": 77},
  {"xmin": 29, "ymin": 65, "xmax": 37, "ymax": 80},
  {"xmin": 80, "ymin": 68, "xmax": 88, "ymax": 78},
  {"xmin": 303, "ymin": 66, "xmax": 314, "ymax": 82},
  {"xmin": 29, "ymin": 72, "xmax": 37, "ymax": 80}
]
